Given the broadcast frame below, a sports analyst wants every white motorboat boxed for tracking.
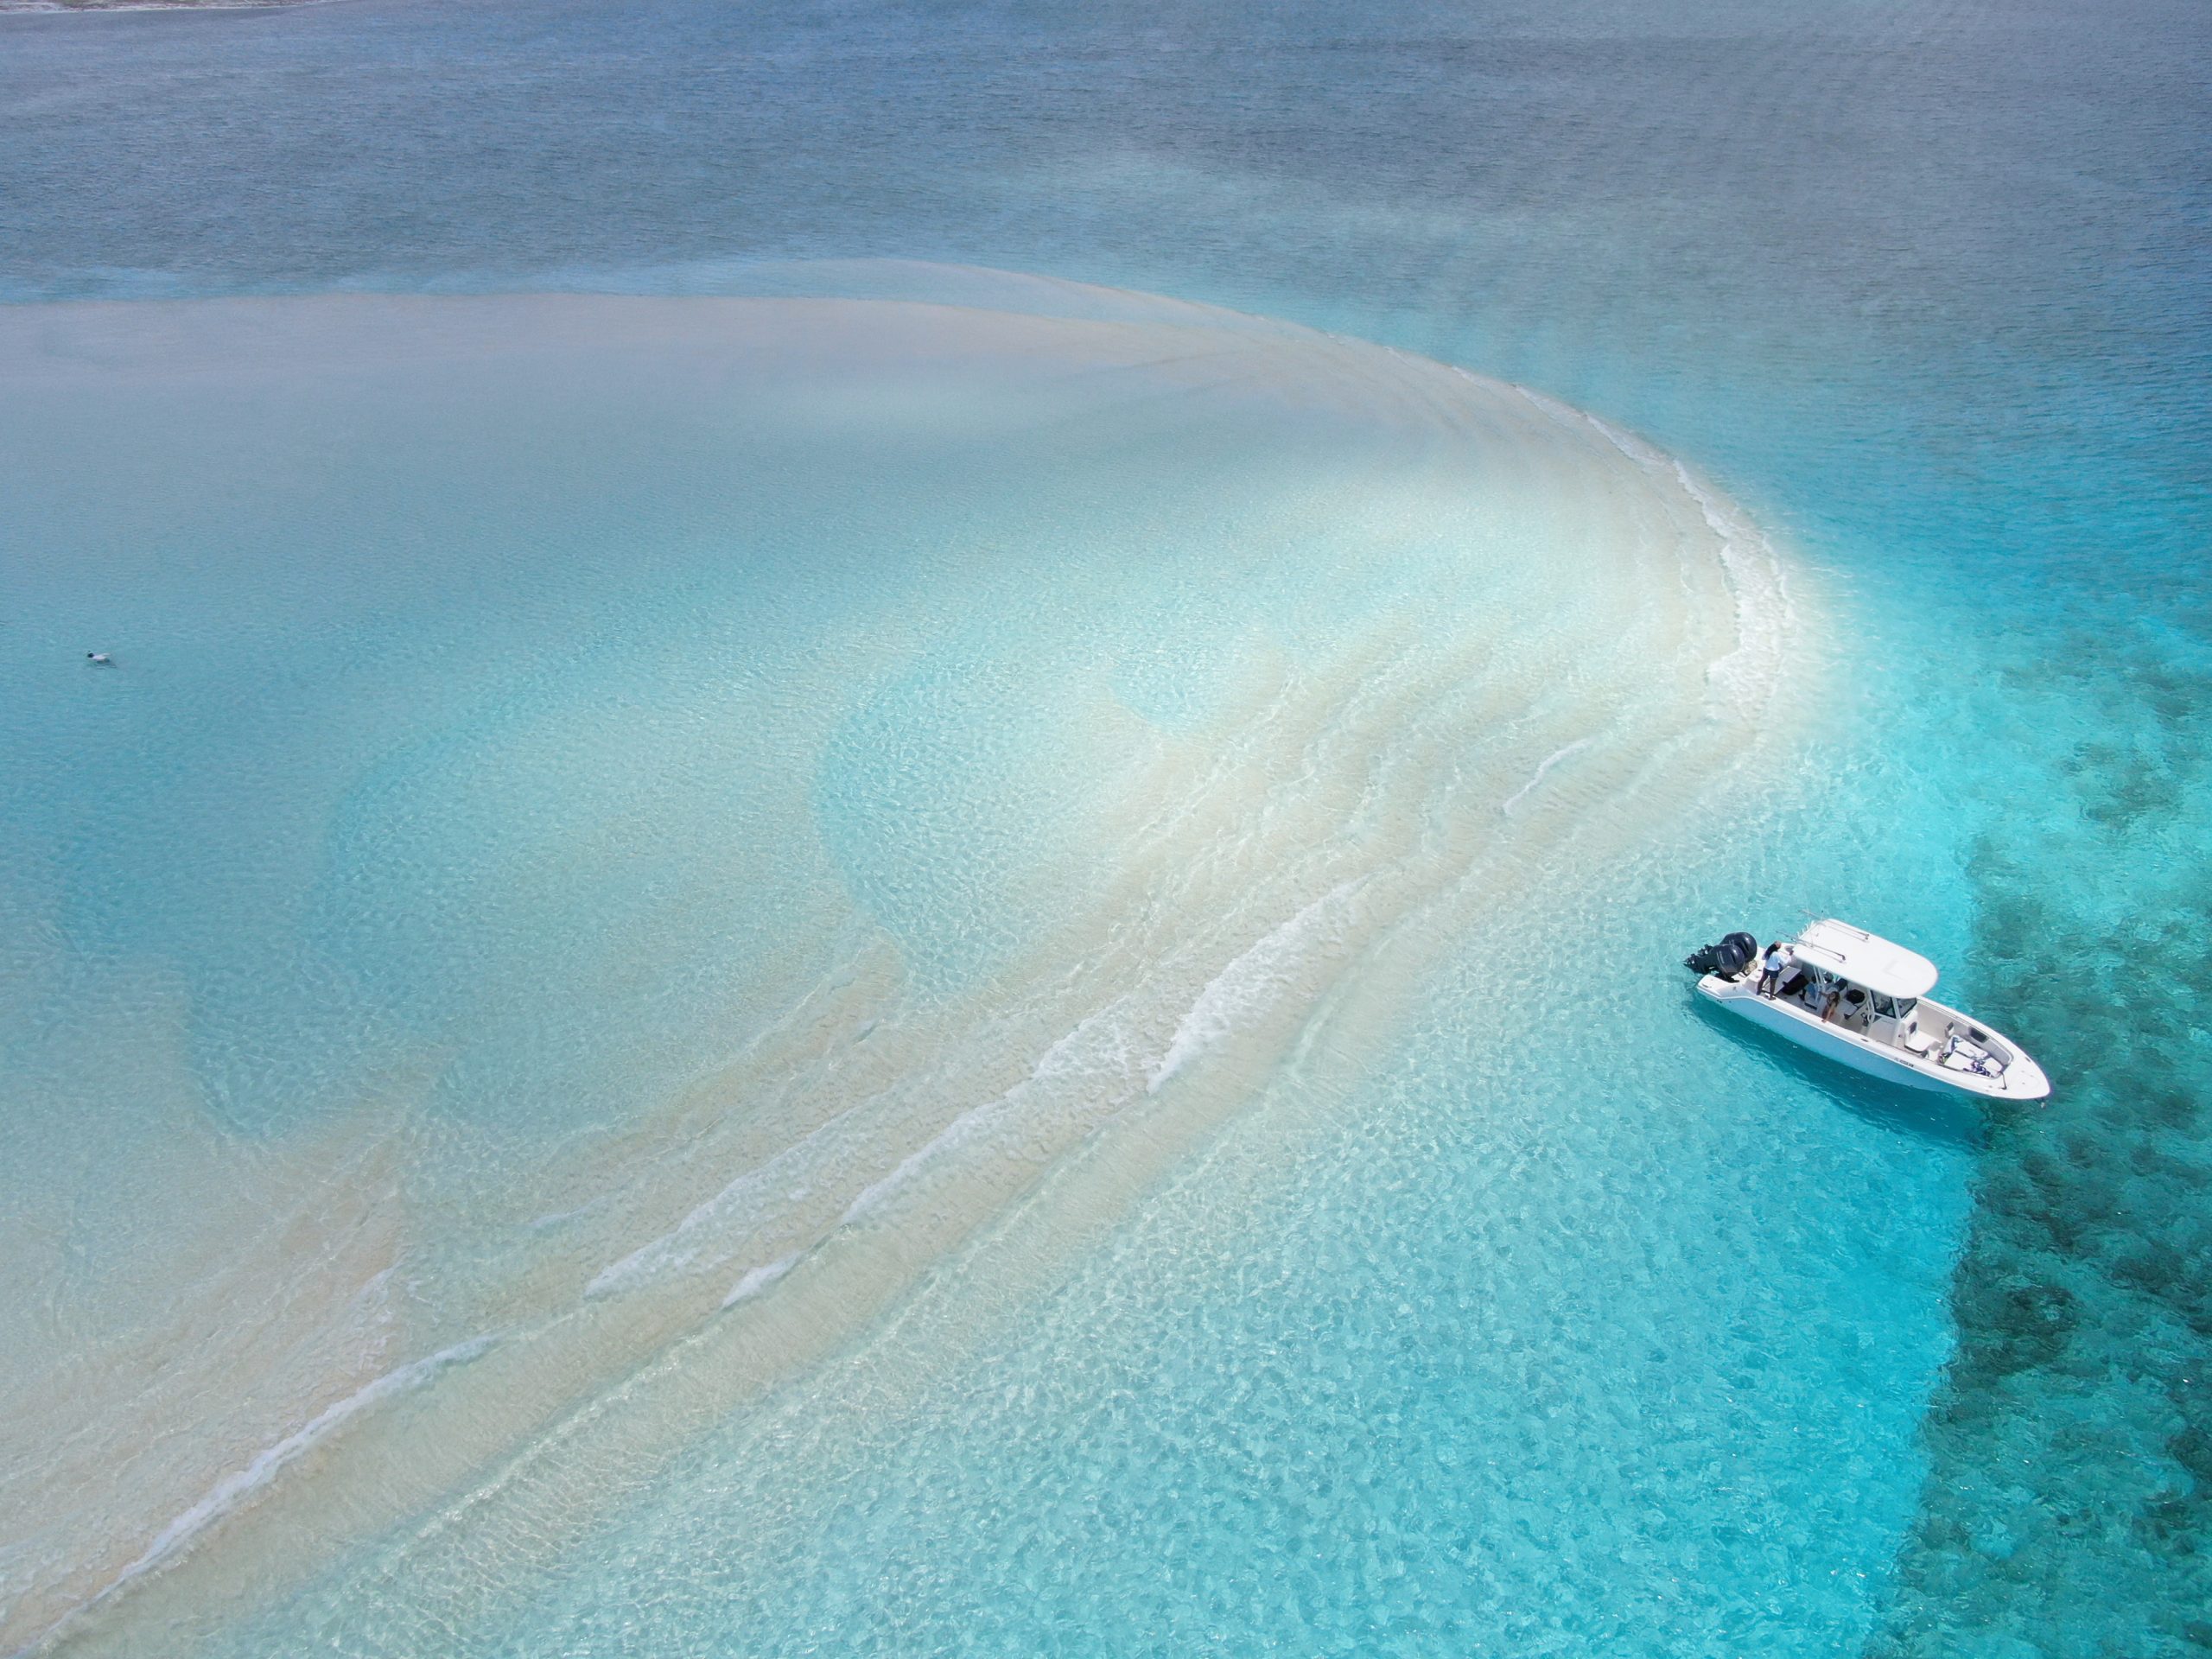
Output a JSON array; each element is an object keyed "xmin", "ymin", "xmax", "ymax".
[{"xmin": 1686, "ymin": 918, "xmax": 2050, "ymax": 1102}]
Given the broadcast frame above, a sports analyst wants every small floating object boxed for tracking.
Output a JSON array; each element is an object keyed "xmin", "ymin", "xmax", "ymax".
[
  {"xmin": 1686, "ymin": 918, "xmax": 2050, "ymax": 1102},
  {"xmin": 86, "ymin": 652, "xmax": 112, "ymax": 665}
]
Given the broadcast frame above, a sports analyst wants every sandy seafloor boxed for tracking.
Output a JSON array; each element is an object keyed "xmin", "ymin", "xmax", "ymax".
[{"xmin": 1, "ymin": 1, "xmax": 2207, "ymax": 1656}]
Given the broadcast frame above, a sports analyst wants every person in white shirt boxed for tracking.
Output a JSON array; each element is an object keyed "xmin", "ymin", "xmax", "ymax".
[{"xmin": 1758, "ymin": 941, "xmax": 1792, "ymax": 997}]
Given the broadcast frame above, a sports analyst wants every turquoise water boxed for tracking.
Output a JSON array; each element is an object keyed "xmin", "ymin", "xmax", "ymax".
[{"xmin": 2, "ymin": 1, "xmax": 2206, "ymax": 1654}]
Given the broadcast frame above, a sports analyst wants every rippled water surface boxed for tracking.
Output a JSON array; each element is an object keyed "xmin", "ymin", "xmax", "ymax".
[{"xmin": 1, "ymin": 1, "xmax": 2205, "ymax": 1654}]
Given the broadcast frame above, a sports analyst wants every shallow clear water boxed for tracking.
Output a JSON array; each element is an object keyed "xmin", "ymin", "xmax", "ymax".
[{"xmin": 1, "ymin": 0, "xmax": 2206, "ymax": 1654}]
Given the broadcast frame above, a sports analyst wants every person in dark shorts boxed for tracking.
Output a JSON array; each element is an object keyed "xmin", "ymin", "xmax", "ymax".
[{"xmin": 1758, "ymin": 941, "xmax": 1792, "ymax": 996}]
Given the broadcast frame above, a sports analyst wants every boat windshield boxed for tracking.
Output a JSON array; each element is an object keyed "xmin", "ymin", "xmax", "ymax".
[{"xmin": 1870, "ymin": 993, "xmax": 1917, "ymax": 1020}]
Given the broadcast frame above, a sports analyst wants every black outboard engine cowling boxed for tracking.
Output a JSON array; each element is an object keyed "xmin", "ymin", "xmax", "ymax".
[{"xmin": 1685, "ymin": 931, "xmax": 1758, "ymax": 978}]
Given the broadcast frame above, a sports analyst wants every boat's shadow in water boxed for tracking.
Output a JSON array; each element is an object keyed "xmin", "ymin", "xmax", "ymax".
[{"xmin": 1688, "ymin": 995, "xmax": 1986, "ymax": 1149}]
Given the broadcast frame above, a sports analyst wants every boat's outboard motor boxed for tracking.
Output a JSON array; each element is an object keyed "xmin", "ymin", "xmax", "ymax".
[{"xmin": 1685, "ymin": 931, "xmax": 1758, "ymax": 978}]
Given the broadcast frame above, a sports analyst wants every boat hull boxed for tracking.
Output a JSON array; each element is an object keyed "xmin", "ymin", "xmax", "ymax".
[{"xmin": 1697, "ymin": 976, "xmax": 2050, "ymax": 1102}]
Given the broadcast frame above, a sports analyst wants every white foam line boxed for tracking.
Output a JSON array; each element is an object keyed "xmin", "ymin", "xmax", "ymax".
[
  {"xmin": 1506, "ymin": 384, "xmax": 1672, "ymax": 486},
  {"xmin": 1509, "ymin": 380, "xmax": 1608, "ymax": 442},
  {"xmin": 1148, "ymin": 880, "xmax": 1360, "ymax": 1094},
  {"xmin": 840, "ymin": 1003, "xmax": 1142, "ymax": 1224},
  {"xmin": 1512, "ymin": 385, "xmax": 1796, "ymax": 709},
  {"xmin": 105, "ymin": 1336, "xmax": 497, "ymax": 1598},
  {"xmin": 1585, "ymin": 412, "xmax": 1671, "ymax": 472},
  {"xmin": 586, "ymin": 1112, "xmax": 853, "ymax": 1299},
  {"xmin": 841, "ymin": 1093, "xmax": 1011, "ymax": 1224},
  {"xmin": 1499, "ymin": 737, "xmax": 1596, "ymax": 817},
  {"xmin": 721, "ymin": 1255, "xmax": 800, "ymax": 1309},
  {"xmin": 1576, "ymin": 404, "xmax": 1796, "ymax": 695},
  {"xmin": 1668, "ymin": 458, "xmax": 1792, "ymax": 704}
]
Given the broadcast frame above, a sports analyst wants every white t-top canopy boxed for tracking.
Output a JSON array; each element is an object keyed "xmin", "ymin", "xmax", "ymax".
[{"xmin": 1790, "ymin": 918, "xmax": 1938, "ymax": 999}]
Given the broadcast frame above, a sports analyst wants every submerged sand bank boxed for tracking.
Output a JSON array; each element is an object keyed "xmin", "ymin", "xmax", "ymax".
[{"xmin": 1, "ymin": 270, "xmax": 1811, "ymax": 1656}]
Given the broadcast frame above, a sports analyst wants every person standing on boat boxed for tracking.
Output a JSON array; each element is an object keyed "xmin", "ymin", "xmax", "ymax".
[{"xmin": 1758, "ymin": 940, "xmax": 1792, "ymax": 997}]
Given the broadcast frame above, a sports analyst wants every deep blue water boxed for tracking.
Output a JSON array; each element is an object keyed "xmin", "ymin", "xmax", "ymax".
[{"xmin": 2, "ymin": 0, "xmax": 2208, "ymax": 1654}]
